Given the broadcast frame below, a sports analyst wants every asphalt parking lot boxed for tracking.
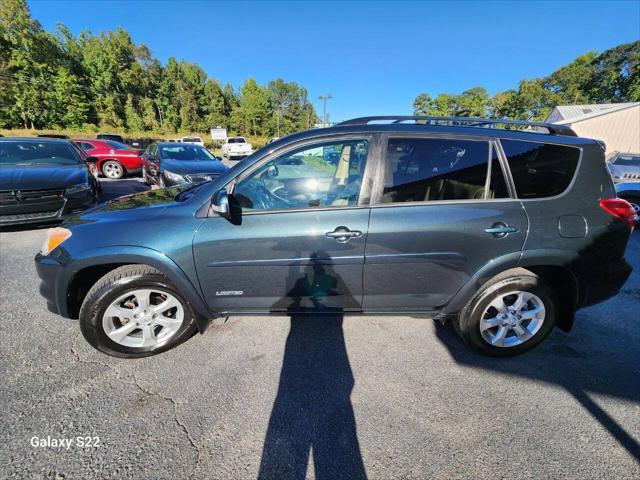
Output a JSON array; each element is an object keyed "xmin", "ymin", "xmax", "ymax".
[{"xmin": 1, "ymin": 178, "xmax": 639, "ymax": 479}]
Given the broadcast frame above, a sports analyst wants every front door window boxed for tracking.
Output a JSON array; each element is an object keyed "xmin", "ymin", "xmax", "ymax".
[{"xmin": 232, "ymin": 139, "xmax": 369, "ymax": 211}]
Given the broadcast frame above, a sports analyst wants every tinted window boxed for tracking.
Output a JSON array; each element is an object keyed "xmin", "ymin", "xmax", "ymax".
[
  {"xmin": 488, "ymin": 143, "xmax": 509, "ymax": 199},
  {"xmin": 228, "ymin": 137, "xmax": 246, "ymax": 144},
  {"xmin": 233, "ymin": 139, "xmax": 369, "ymax": 211},
  {"xmin": 182, "ymin": 137, "xmax": 202, "ymax": 143},
  {"xmin": 613, "ymin": 154, "xmax": 640, "ymax": 167},
  {"xmin": 0, "ymin": 141, "xmax": 82, "ymax": 165},
  {"xmin": 76, "ymin": 142, "xmax": 95, "ymax": 151},
  {"xmin": 501, "ymin": 140, "xmax": 580, "ymax": 198},
  {"xmin": 106, "ymin": 140, "xmax": 130, "ymax": 150},
  {"xmin": 382, "ymin": 138, "xmax": 504, "ymax": 203},
  {"xmin": 159, "ymin": 144, "xmax": 216, "ymax": 161}
]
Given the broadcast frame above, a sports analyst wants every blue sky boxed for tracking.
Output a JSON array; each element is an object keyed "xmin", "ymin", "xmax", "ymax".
[{"xmin": 30, "ymin": 0, "xmax": 640, "ymax": 122}]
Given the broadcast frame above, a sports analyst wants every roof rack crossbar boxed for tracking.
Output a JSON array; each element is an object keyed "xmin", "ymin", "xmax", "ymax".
[{"xmin": 337, "ymin": 116, "xmax": 577, "ymax": 136}]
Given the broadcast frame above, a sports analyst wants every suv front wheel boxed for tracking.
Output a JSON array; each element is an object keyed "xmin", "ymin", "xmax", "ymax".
[
  {"xmin": 79, "ymin": 265, "xmax": 197, "ymax": 358},
  {"xmin": 457, "ymin": 269, "xmax": 557, "ymax": 356}
]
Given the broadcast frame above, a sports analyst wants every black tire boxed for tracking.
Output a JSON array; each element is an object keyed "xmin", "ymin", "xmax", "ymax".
[
  {"xmin": 142, "ymin": 165, "xmax": 152, "ymax": 186},
  {"xmin": 79, "ymin": 265, "xmax": 197, "ymax": 358},
  {"xmin": 457, "ymin": 268, "xmax": 557, "ymax": 357},
  {"xmin": 619, "ymin": 195, "xmax": 640, "ymax": 220},
  {"xmin": 102, "ymin": 160, "xmax": 125, "ymax": 179}
]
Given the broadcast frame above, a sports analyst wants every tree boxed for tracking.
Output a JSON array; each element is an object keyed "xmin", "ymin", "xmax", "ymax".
[
  {"xmin": 587, "ymin": 41, "xmax": 640, "ymax": 102},
  {"xmin": 50, "ymin": 66, "xmax": 89, "ymax": 127},
  {"xmin": 124, "ymin": 94, "xmax": 144, "ymax": 131},
  {"xmin": 413, "ymin": 42, "xmax": 639, "ymax": 122},
  {"xmin": 233, "ymin": 78, "xmax": 270, "ymax": 136}
]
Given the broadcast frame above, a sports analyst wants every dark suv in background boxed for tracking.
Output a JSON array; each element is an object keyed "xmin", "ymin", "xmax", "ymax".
[{"xmin": 35, "ymin": 116, "xmax": 635, "ymax": 358}]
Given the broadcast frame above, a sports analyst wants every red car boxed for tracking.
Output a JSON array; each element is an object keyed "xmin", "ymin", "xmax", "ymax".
[{"xmin": 72, "ymin": 139, "xmax": 142, "ymax": 179}]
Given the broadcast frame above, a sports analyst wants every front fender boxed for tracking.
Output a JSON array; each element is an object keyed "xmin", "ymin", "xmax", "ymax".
[{"xmin": 64, "ymin": 245, "xmax": 212, "ymax": 332}]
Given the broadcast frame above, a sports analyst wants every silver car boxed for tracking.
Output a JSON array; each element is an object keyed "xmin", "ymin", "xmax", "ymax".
[{"xmin": 608, "ymin": 152, "xmax": 640, "ymax": 183}]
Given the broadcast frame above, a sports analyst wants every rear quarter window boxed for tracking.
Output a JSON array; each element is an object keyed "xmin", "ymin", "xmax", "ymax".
[{"xmin": 501, "ymin": 139, "xmax": 580, "ymax": 199}]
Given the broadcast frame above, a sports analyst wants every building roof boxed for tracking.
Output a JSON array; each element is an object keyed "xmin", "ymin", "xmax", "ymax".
[{"xmin": 547, "ymin": 102, "xmax": 640, "ymax": 124}]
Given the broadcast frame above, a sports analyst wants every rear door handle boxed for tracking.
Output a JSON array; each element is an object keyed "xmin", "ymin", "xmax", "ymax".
[
  {"xmin": 326, "ymin": 226, "xmax": 363, "ymax": 243},
  {"xmin": 485, "ymin": 223, "xmax": 519, "ymax": 238}
]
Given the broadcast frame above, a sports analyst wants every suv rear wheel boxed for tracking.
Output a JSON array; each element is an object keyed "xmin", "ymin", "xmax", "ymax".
[
  {"xmin": 457, "ymin": 269, "xmax": 556, "ymax": 356},
  {"xmin": 79, "ymin": 265, "xmax": 197, "ymax": 358}
]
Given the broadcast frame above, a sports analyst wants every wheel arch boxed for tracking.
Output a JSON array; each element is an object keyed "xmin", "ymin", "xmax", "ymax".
[
  {"xmin": 442, "ymin": 249, "xmax": 582, "ymax": 332},
  {"xmin": 64, "ymin": 246, "xmax": 211, "ymax": 332}
]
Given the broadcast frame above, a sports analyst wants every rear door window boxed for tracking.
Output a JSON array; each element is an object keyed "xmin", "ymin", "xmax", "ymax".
[
  {"xmin": 381, "ymin": 137, "xmax": 509, "ymax": 203},
  {"xmin": 500, "ymin": 139, "xmax": 580, "ymax": 198}
]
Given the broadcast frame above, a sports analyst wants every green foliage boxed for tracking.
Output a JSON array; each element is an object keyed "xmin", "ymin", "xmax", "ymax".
[
  {"xmin": 0, "ymin": 0, "xmax": 318, "ymax": 135},
  {"xmin": 414, "ymin": 41, "xmax": 640, "ymax": 121}
]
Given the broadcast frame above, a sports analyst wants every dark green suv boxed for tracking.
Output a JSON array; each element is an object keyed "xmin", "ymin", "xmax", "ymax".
[{"xmin": 36, "ymin": 116, "xmax": 636, "ymax": 358}]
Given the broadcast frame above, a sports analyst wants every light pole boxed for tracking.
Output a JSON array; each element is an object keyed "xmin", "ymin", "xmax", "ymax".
[{"xmin": 318, "ymin": 94, "xmax": 332, "ymax": 127}]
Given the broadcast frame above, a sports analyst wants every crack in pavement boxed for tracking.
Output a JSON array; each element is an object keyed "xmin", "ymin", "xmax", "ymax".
[{"xmin": 69, "ymin": 332, "xmax": 203, "ymax": 478}]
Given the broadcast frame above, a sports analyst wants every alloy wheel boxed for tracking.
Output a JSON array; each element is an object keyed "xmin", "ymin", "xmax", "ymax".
[
  {"xmin": 479, "ymin": 290, "xmax": 546, "ymax": 348},
  {"xmin": 103, "ymin": 161, "xmax": 123, "ymax": 179},
  {"xmin": 102, "ymin": 288, "xmax": 184, "ymax": 348}
]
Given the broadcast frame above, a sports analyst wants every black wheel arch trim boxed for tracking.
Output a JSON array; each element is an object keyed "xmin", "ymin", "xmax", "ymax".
[
  {"xmin": 442, "ymin": 249, "xmax": 583, "ymax": 331},
  {"xmin": 61, "ymin": 246, "xmax": 212, "ymax": 332}
]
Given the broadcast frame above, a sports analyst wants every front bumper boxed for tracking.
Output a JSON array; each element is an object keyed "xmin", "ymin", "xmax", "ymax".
[
  {"xmin": 35, "ymin": 252, "xmax": 75, "ymax": 317},
  {"xmin": 0, "ymin": 191, "xmax": 97, "ymax": 226}
]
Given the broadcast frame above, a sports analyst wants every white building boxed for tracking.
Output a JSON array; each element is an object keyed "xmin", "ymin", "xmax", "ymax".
[{"xmin": 546, "ymin": 102, "xmax": 640, "ymax": 157}]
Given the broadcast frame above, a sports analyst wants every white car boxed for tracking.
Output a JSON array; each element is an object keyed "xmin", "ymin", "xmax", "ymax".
[
  {"xmin": 222, "ymin": 136, "xmax": 253, "ymax": 159},
  {"xmin": 180, "ymin": 136, "xmax": 204, "ymax": 146}
]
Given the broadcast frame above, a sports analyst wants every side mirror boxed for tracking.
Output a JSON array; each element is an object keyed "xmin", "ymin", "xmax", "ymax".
[
  {"xmin": 211, "ymin": 188, "xmax": 230, "ymax": 219},
  {"xmin": 85, "ymin": 156, "xmax": 98, "ymax": 163}
]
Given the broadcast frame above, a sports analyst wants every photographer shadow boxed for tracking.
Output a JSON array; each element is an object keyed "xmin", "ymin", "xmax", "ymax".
[{"xmin": 258, "ymin": 253, "xmax": 367, "ymax": 480}]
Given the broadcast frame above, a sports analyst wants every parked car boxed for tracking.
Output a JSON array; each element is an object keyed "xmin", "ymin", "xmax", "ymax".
[
  {"xmin": 97, "ymin": 133, "xmax": 127, "ymax": 144},
  {"xmin": 179, "ymin": 136, "xmax": 204, "ymax": 146},
  {"xmin": 1, "ymin": 138, "xmax": 99, "ymax": 225},
  {"xmin": 141, "ymin": 142, "xmax": 228, "ymax": 187},
  {"xmin": 607, "ymin": 151, "xmax": 640, "ymax": 183},
  {"xmin": 221, "ymin": 136, "xmax": 253, "ymax": 159},
  {"xmin": 70, "ymin": 141, "xmax": 101, "ymax": 186},
  {"xmin": 36, "ymin": 116, "xmax": 635, "ymax": 359},
  {"xmin": 72, "ymin": 138, "xmax": 143, "ymax": 179},
  {"xmin": 616, "ymin": 182, "xmax": 640, "ymax": 218}
]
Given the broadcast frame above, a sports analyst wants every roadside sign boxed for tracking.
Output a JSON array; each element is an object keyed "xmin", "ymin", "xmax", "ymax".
[{"xmin": 210, "ymin": 128, "xmax": 227, "ymax": 140}]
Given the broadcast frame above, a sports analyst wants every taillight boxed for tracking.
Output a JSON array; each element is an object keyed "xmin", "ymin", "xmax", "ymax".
[{"xmin": 599, "ymin": 198, "xmax": 637, "ymax": 229}]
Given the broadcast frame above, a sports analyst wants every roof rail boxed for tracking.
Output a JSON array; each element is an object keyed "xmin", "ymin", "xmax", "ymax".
[{"xmin": 336, "ymin": 116, "xmax": 577, "ymax": 137}]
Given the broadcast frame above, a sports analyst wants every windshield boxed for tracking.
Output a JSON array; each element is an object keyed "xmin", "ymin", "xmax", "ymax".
[
  {"xmin": 106, "ymin": 140, "xmax": 131, "ymax": 150},
  {"xmin": 0, "ymin": 141, "xmax": 82, "ymax": 165},
  {"xmin": 160, "ymin": 144, "xmax": 216, "ymax": 161},
  {"xmin": 613, "ymin": 154, "xmax": 640, "ymax": 167},
  {"xmin": 228, "ymin": 137, "xmax": 246, "ymax": 144}
]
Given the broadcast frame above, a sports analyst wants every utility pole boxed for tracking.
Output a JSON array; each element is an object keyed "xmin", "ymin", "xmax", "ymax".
[{"xmin": 318, "ymin": 93, "xmax": 332, "ymax": 127}]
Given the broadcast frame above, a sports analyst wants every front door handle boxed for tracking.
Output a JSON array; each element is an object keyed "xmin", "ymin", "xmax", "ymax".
[
  {"xmin": 326, "ymin": 226, "xmax": 363, "ymax": 243},
  {"xmin": 485, "ymin": 223, "xmax": 519, "ymax": 238}
]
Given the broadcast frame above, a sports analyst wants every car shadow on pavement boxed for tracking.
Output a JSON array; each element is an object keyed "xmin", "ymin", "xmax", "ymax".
[
  {"xmin": 258, "ymin": 253, "xmax": 367, "ymax": 480},
  {"xmin": 434, "ymin": 317, "xmax": 640, "ymax": 461}
]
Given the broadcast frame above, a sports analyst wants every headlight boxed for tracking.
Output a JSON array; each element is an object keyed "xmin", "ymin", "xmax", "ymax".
[
  {"xmin": 65, "ymin": 183, "xmax": 91, "ymax": 194},
  {"xmin": 42, "ymin": 227, "xmax": 72, "ymax": 255},
  {"xmin": 163, "ymin": 170, "xmax": 185, "ymax": 183}
]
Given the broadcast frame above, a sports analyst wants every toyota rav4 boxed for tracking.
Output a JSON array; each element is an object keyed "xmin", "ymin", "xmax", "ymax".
[{"xmin": 36, "ymin": 116, "xmax": 636, "ymax": 358}]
